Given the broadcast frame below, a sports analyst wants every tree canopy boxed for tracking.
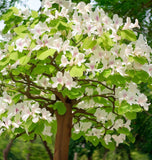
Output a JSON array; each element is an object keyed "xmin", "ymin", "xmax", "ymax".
[{"xmin": 0, "ymin": 0, "xmax": 152, "ymax": 160}]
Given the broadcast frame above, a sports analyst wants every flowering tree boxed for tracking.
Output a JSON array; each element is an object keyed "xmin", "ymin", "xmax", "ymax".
[{"xmin": 0, "ymin": 0, "xmax": 152, "ymax": 159}]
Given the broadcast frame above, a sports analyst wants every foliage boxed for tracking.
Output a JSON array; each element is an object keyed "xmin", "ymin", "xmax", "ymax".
[
  {"xmin": 0, "ymin": 133, "xmax": 53, "ymax": 160},
  {"xmin": 94, "ymin": 0, "xmax": 152, "ymax": 46},
  {"xmin": 0, "ymin": 0, "xmax": 151, "ymax": 159},
  {"xmin": 0, "ymin": 0, "xmax": 24, "ymax": 15}
]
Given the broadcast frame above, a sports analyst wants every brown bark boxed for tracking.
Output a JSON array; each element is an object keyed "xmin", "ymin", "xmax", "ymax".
[
  {"xmin": 103, "ymin": 149, "xmax": 109, "ymax": 160},
  {"xmin": 88, "ymin": 156, "xmax": 92, "ymax": 160},
  {"xmin": 53, "ymin": 103, "xmax": 73, "ymax": 160},
  {"xmin": 3, "ymin": 132, "xmax": 26, "ymax": 160},
  {"xmin": 40, "ymin": 136, "xmax": 53, "ymax": 160},
  {"xmin": 3, "ymin": 139, "xmax": 14, "ymax": 160}
]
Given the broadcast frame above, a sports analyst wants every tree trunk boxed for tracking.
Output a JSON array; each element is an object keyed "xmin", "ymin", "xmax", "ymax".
[
  {"xmin": 103, "ymin": 149, "xmax": 108, "ymax": 160},
  {"xmin": 53, "ymin": 103, "xmax": 73, "ymax": 160},
  {"xmin": 88, "ymin": 156, "xmax": 92, "ymax": 160}
]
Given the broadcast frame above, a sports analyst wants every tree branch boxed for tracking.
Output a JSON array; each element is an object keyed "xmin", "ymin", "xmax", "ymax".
[
  {"xmin": 3, "ymin": 131, "xmax": 28, "ymax": 160},
  {"xmin": 74, "ymin": 78, "xmax": 113, "ymax": 91},
  {"xmin": 40, "ymin": 136, "xmax": 53, "ymax": 160}
]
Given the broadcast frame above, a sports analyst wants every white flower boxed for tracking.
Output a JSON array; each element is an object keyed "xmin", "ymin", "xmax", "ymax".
[
  {"xmin": 32, "ymin": 115, "xmax": 40, "ymax": 123},
  {"xmin": 112, "ymin": 119, "xmax": 123, "ymax": 130},
  {"xmin": 42, "ymin": 125, "xmax": 52, "ymax": 136},
  {"xmin": 52, "ymin": 71, "xmax": 64, "ymax": 88},
  {"xmin": 31, "ymin": 22, "xmax": 49, "ymax": 39},
  {"xmin": 0, "ymin": 99, "xmax": 7, "ymax": 114},
  {"xmin": 94, "ymin": 108, "xmax": 108, "ymax": 123},
  {"xmin": 15, "ymin": 38, "xmax": 28, "ymax": 52},
  {"xmin": 21, "ymin": 108, "xmax": 31, "ymax": 122},
  {"xmin": 12, "ymin": 114, "xmax": 22, "ymax": 128},
  {"xmin": 76, "ymin": 53, "xmax": 85, "ymax": 66},
  {"xmin": 52, "ymin": 37, "xmax": 63, "ymax": 52},
  {"xmin": 104, "ymin": 134, "xmax": 112, "ymax": 144},
  {"xmin": 60, "ymin": 55, "xmax": 69, "ymax": 67},
  {"xmin": 37, "ymin": 76, "xmax": 50, "ymax": 89},
  {"xmin": 113, "ymin": 14, "xmax": 123, "ymax": 30},
  {"xmin": 92, "ymin": 128, "xmax": 102, "ymax": 138},
  {"xmin": 74, "ymin": 123, "xmax": 80, "ymax": 133},
  {"xmin": 107, "ymin": 113, "xmax": 116, "ymax": 124},
  {"xmin": 112, "ymin": 134, "xmax": 126, "ymax": 146},
  {"xmin": 61, "ymin": 40, "xmax": 70, "ymax": 53},
  {"xmin": 85, "ymin": 88, "xmax": 93, "ymax": 96},
  {"xmin": 3, "ymin": 92, "xmax": 12, "ymax": 104},
  {"xmin": 42, "ymin": 0, "xmax": 53, "ymax": 8},
  {"xmin": 51, "ymin": 94, "xmax": 56, "ymax": 100},
  {"xmin": 123, "ymin": 17, "xmax": 140, "ymax": 30},
  {"xmin": 77, "ymin": 2, "xmax": 86, "ymax": 14},
  {"xmin": 0, "ymin": 120, "xmax": 5, "ymax": 128},
  {"xmin": 63, "ymin": 71, "xmax": 77, "ymax": 90},
  {"xmin": 124, "ymin": 120, "xmax": 131, "ymax": 131},
  {"xmin": 137, "ymin": 94, "xmax": 150, "ymax": 110},
  {"xmin": 142, "ymin": 64, "xmax": 152, "ymax": 77},
  {"xmin": 2, "ymin": 116, "xmax": 11, "ymax": 129},
  {"xmin": 41, "ymin": 108, "xmax": 52, "ymax": 122},
  {"xmin": 31, "ymin": 103, "xmax": 41, "ymax": 114},
  {"xmin": 80, "ymin": 122, "xmax": 92, "ymax": 132},
  {"xmin": 72, "ymin": 47, "xmax": 79, "ymax": 57}
]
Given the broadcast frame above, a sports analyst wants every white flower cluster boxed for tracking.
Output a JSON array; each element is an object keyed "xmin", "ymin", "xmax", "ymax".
[
  {"xmin": 0, "ymin": 92, "xmax": 54, "ymax": 136},
  {"xmin": 116, "ymin": 82, "xmax": 150, "ymax": 110},
  {"xmin": 51, "ymin": 71, "xmax": 77, "ymax": 90},
  {"xmin": 0, "ymin": 0, "xmax": 151, "ymax": 148}
]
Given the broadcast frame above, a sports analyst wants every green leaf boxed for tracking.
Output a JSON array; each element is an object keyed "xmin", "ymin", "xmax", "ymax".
[
  {"xmin": 70, "ymin": 65, "xmax": 85, "ymax": 77},
  {"xmin": 57, "ymin": 22, "xmax": 67, "ymax": 31},
  {"xmin": 107, "ymin": 74, "xmax": 126, "ymax": 86},
  {"xmin": 12, "ymin": 69, "xmax": 20, "ymax": 75},
  {"xmin": 8, "ymin": 46, "xmax": 14, "ymax": 52},
  {"xmin": 74, "ymin": 34, "xmax": 83, "ymax": 43},
  {"xmin": 31, "ymin": 10, "xmax": 38, "ymax": 18},
  {"xmin": 37, "ymin": 49, "xmax": 56, "ymax": 60},
  {"xmin": 72, "ymin": 132, "xmax": 82, "ymax": 140},
  {"xmin": 0, "ymin": 58, "xmax": 10, "ymax": 66},
  {"xmin": 10, "ymin": 52, "xmax": 18, "ymax": 60},
  {"xmin": 1, "ymin": 10, "xmax": 13, "ymax": 21},
  {"xmin": 118, "ymin": 101, "xmax": 142, "ymax": 115},
  {"xmin": 20, "ymin": 56, "xmax": 30, "ymax": 65},
  {"xmin": 102, "ymin": 69, "xmax": 112, "ymax": 78},
  {"xmin": 35, "ymin": 120, "xmax": 44, "ymax": 134},
  {"xmin": 49, "ymin": 65, "xmax": 56, "ymax": 73},
  {"xmin": 125, "ymin": 112, "xmax": 137, "ymax": 120},
  {"xmin": 82, "ymin": 37, "xmax": 97, "ymax": 49},
  {"xmin": 62, "ymin": 88, "xmax": 83, "ymax": 99},
  {"xmin": 100, "ymin": 139, "xmax": 115, "ymax": 150},
  {"xmin": 48, "ymin": 19, "xmax": 59, "ymax": 27},
  {"xmin": 12, "ymin": 94, "xmax": 22, "ymax": 103},
  {"xmin": 133, "ymin": 56, "xmax": 148, "ymax": 65},
  {"xmin": 120, "ymin": 30, "xmax": 137, "ymax": 41},
  {"xmin": 117, "ymin": 127, "xmax": 130, "ymax": 135},
  {"xmin": 87, "ymin": 136, "xmax": 99, "ymax": 146},
  {"xmin": 128, "ymin": 134, "xmax": 135, "ymax": 143},
  {"xmin": 54, "ymin": 101, "xmax": 66, "ymax": 115},
  {"xmin": 10, "ymin": 7, "xmax": 19, "ymax": 14},
  {"xmin": 32, "ymin": 65, "xmax": 47, "ymax": 75},
  {"xmin": 97, "ymin": 32, "xmax": 114, "ymax": 50},
  {"xmin": 14, "ymin": 25, "xmax": 27, "ymax": 35}
]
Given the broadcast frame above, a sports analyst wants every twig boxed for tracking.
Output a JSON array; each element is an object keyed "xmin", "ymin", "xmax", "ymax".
[{"xmin": 40, "ymin": 136, "xmax": 53, "ymax": 160}]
